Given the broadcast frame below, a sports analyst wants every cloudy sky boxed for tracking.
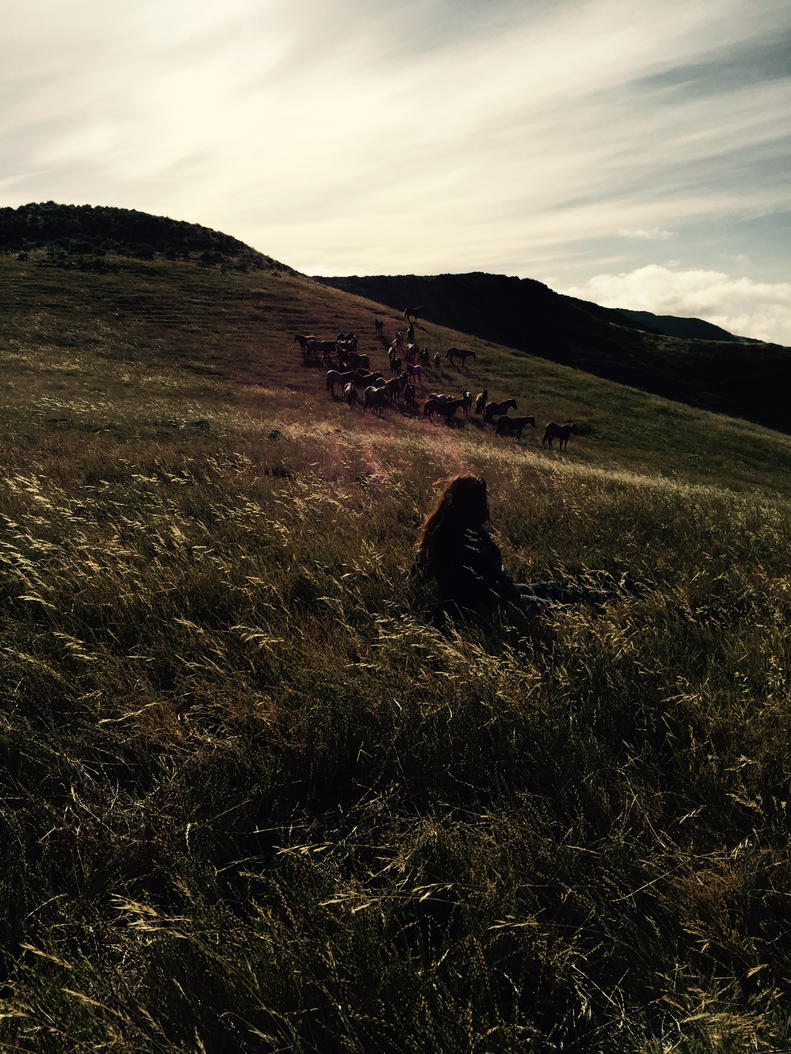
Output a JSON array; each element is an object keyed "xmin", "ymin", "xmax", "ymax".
[{"xmin": 3, "ymin": 0, "xmax": 790, "ymax": 342}]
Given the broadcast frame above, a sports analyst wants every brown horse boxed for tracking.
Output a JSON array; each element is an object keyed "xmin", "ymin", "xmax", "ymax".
[
  {"xmin": 354, "ymin": 371, "xmax": 386, "ymax": 389},
  {"xmin": 295, "ymin": 333, "xmax": 319, "ymax": 363},
  {"xmin": 496, "ymin": 415, "xmax": 535, "ymax": 438},
  {"xmin": 384, "ymin": 375, "xmax": 405, "ymax": 402},
  {"xmin": 542, "ymin": 422, "xmax": 577, "ymax": 450},
  {"xmin": 343, "ymin": 351, "xmax": 370, "ymax": 371},
  {"xmin": 307, "ymin": 338, "xmax": 336, "ymax": 365},
  {"xmin": 324, "ymin": 366, "xmax": 356, "ymax": 392},
  {"xmin": 364, "ymin": 385, "xmax": 388, "ymax": 414},
  {"xmin": 484, "ymin": 398, "xmax": 517, "ymax": 423},
  {"xmin": 424, "ymin": 397, "xmax": 464, "ymax": 424},
  {"xmin": 446, "ymin": 347, "xmax": 477, "ymax": 367},
  {"xmin": 326, "ymin": 369, "xmax": 355, "ymax": 395}
]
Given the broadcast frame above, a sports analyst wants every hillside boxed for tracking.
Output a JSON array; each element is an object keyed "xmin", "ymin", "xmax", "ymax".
[
  {"xmin": 0, "ymin": 201, "xmax": 294, "ymax": 274},
  {"xmin": 317, "ymin": 272, "xmax": 791, "ymax": 433},
  {"xmin": 1, "ymin": 220, "xmax": 790, "ymax": 1050}
]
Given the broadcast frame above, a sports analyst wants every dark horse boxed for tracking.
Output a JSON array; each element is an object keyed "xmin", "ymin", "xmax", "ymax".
[
  {"xmin": 403, "ymin": 305, "xmax": 425, "ymax": 322},
  {"xmin": 496, "ymin": 415, "xmax": 535, "ymax": 438},
  {"xmin": 446, "ymin": 347, "xmax": 477, "ymax": 367},
  {"xmin": 542, "ymin": 422, "xmax": 578, "ymax": 450},
  {"xmin": 424, "ymin": 397, "xmax": 465, "ymax": 424}
]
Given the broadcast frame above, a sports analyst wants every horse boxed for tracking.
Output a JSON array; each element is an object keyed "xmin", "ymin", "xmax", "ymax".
[
  {"xmin": 461, "ymin": 391, "xmax": 473, "ymax": 417},
  {"xmin": 406, "ymin": 323, "xmax": 415, "ymax": 343},
  {"xmin": 484, "ymin": 398, "xmax": 517, "ymax": 423},
  {"xmin": 418, "ymin": 347, "xmax": 429, "ymax": 366},
  {"xmin": 474, "ymin": 389, "xmax": 488, "ymax": 415},
  {"xmin": 384, "ymin": 375, "xmax": 404, "ymax": 402},
  {"xmin": 406, "ymin": 363, "xmax": 422, "ymax": 383},
  {"xmin": 403, "ymin": 306, "xmax": 424, "ymax": 322},
  {"xmin": 424, "ymin": 396, "xmax": 464, "ymax": 424},
  {"xmin": 364, "ymin": 385, "xmax": 388, "ymax": 414},
  {"xmin": 542, "ymin": 422, "xmax": 578, "ymax": 450},
  {"xmin": 433, "ymin": 352, "xmax": 442, "ymax": 369},
  {"xmin": 337, "ymin": 335, "xmax": 358, "ymax": 357},
  {"xmin": 374, "ymin": 319, "xmax": 384, "ymax": 336},
  {"xmin": 295, "ymin": 333, "xmax": 319, "ymax": 364},
  {"xmin": 446, "ymin": 347, "xmax": 477, "ymax": 367},
  {"xmin": 326, "ymin": 369, "xmax": 355, "ymax": 395},
  {"xmin": 403, "ymin": 383, "xmax": 416, "ymax": 409},
  {"xmin": 343, "ymin": 351, "xmax": 369, "ymax": 371},
  {"xmin": 343, "ymin": 382, "xmax": 358, "ymax": 407},
  {"xmin": 294, "ymin": 333, "xmax": 316, "ymax": 352},
  {"xmin": 307, "ymin": 338, "xmax": 336, "ymax": 365},
  {"xmin": 496, "ymin": 415, "xmax": 535, "ymax": 438},
  {"xmin": 390, "ymin": 357, "xmax": 402, "ymax": 376},
  {"xmin": 354, "ymin": 371, "xmax": 386, "ymax": 389}
]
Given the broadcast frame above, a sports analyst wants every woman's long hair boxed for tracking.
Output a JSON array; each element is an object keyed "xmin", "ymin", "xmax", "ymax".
[{"xmin": 416, "ymin": 474, "xmax": 489, "ymax": 555}]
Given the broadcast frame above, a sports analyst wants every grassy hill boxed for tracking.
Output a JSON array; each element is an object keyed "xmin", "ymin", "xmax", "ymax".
[
  {"xmin": 0, "ymin": 201, "xmax": 294, "ymax": 274},
  {"xmin": 1, "ymin": 222, "xmax": 790, "ymax": 1051},
  {"xmin": 317, "ymin": 272, "xmax": 791, "ymax": 434}
]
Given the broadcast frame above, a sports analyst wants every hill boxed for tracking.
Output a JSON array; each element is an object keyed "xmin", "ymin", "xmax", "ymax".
[
  {"xmin": 317, "ymin": 272, "xmax": 791, "ymax": 433},
  {"xmin": 0, "ymin": 214, "xmax": 790, "ymax": 1050},
  {"xmin": 615, "ymin": 307, "xmax": 754, "ymax": 342},
  {"xmin": 0, "ymin": 201, "xmax": 294, "ymax": 273}
]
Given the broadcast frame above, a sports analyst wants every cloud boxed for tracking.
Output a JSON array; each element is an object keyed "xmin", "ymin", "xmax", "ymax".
[
  {"xmin": 560, "ymin": 265, "xmax": 791, "ymax": 345},
  {"xmin": 619, "ymin": 228, "xmax": 676, "ymax": 240},
  {"xmin": 1, "ymin": 0, "xmax": 790, "ymax": 285}
]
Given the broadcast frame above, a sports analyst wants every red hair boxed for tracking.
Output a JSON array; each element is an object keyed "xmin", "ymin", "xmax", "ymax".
[{"xmin": 416, "ymin": 474, "xmax": 489, "ymax": 555}]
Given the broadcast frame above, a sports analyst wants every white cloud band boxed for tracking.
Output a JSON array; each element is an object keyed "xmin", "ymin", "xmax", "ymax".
[{"xmin": 561, "ymin": 265, "xmax": 791, "ymax": 345}]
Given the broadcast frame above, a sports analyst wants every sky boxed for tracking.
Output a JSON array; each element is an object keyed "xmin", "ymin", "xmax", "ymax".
[{"xmin": 3, "ymin": 0, "xmax": 791, "ymax": 343}]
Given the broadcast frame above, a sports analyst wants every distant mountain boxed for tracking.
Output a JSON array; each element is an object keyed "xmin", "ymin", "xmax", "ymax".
[
  {"xmin": 0, "ymin": 202, "xmax": 294, "ymax": 273},
  {"xmin": 317, "ymin": 272, "xmax": 790, "ymax": 433},
  {"xmin": 556, "ymin": 298, "xmax": 746, "ymax": 341},
  {"xmin": 612, "ymin": 308, "xmax": 759, "ymax": 343}
]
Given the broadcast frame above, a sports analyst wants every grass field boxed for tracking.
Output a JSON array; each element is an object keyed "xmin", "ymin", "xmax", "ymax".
[{"xmin": 1, "ymin": 252, "xmax": 790, "ymax": 1051}]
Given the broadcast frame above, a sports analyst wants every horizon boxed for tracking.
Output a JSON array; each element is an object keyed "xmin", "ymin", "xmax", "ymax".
[{"xmin": 4, "ymin": 0, "xmax": 791, "ymax": 342}]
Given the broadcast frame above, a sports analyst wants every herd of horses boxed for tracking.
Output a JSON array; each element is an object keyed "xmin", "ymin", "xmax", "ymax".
[{"xmin": 294, "ymin": 317, "xmax": 579, "ymax": 451}]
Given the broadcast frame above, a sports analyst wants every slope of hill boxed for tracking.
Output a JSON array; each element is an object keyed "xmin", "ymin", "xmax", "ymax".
[
  {"xmin": 317, "ymin": 272, "xmax": 790, "ymax": 433},
  {"xmin": 1, "ymin": 221, "xmax": 790, "ymax": 1050},
  {"xmin": 0, "ymin": 201, "xmax": 294, "ymax": 273}
]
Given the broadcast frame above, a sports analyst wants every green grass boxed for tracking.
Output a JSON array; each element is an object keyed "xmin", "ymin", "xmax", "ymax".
[{"xmin": 0, "ymin": 254, "xmax": 790, "ymax": 1051}]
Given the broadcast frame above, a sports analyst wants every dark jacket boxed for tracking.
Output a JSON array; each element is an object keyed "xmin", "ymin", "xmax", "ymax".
[{"xmin": 414, "ymin": 526, "xmax": 518, "ymax": 619}]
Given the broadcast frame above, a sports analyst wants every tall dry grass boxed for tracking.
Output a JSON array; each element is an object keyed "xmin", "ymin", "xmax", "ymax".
[{"xmin": 0, "ymin": 255, "xmax": 789, "ymax": 1051}]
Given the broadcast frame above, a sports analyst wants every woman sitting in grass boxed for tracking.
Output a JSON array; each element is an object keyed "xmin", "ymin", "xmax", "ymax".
[{"xmin": 413, "ymin": 473, "xmax": 611, "ymax": 624}]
